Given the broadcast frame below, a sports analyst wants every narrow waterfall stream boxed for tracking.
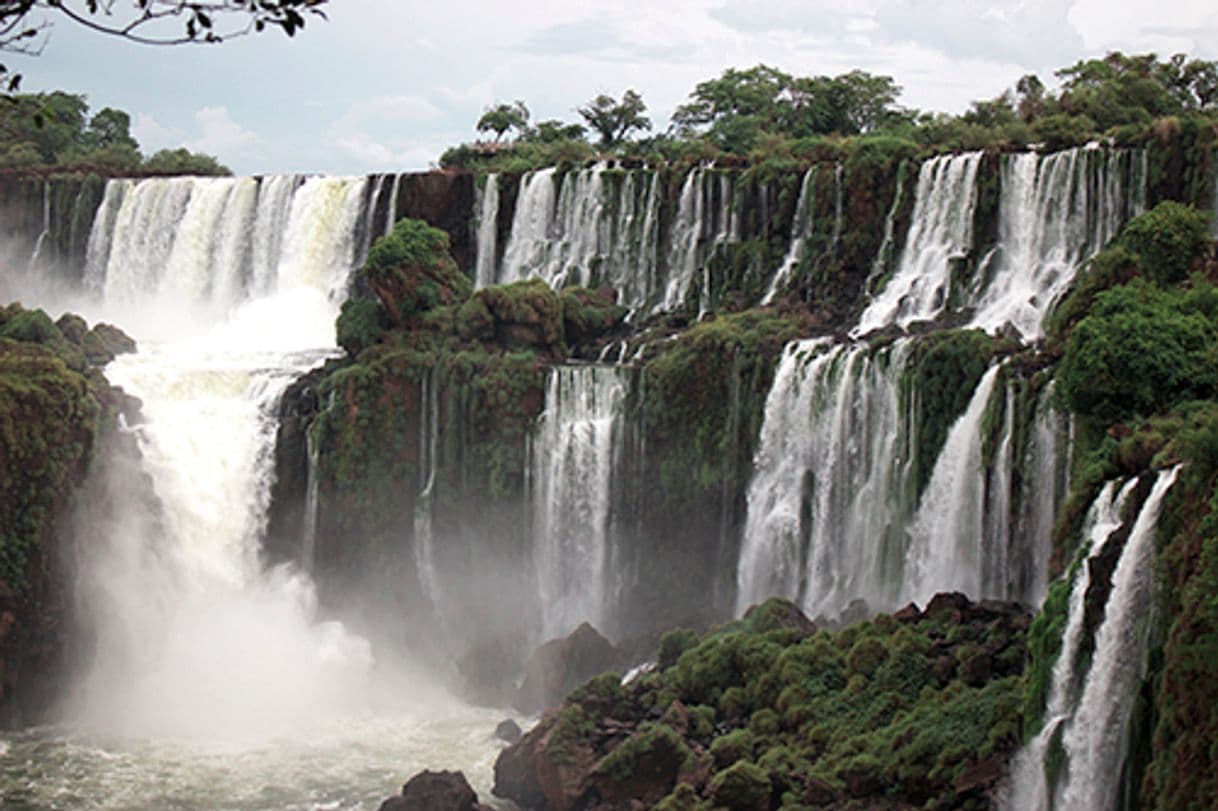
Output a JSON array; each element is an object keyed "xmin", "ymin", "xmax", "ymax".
[{"xmin": 0, "ymin": 176, "xmax": 503, "ymax": 810}]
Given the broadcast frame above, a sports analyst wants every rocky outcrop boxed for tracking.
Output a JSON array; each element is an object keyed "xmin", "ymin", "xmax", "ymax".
[
  {"xmin": 494, "ymin": 596, "xmax": 1030, "ymax": 811},
  {"xmin": 377, "ymin": 770, "xmax": 492, "ymax": 811},
  {"xmin": 0, "ymin": 303, "xmax": 137, "ymax": 725},
  {"xmin": 516, "ymin": 622, "xmax": 620, "ymax": 715}
]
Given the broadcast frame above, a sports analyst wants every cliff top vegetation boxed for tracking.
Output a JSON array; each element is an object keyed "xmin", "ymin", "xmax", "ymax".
[{"xmin": 442, "ymin": 51, "xmax": 1218, "ymax": 174}]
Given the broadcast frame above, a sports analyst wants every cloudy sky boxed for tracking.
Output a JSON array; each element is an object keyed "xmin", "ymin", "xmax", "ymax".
[{"xmin": 12, "ymin": 0, "xmax": 1218, "ymax": 176}]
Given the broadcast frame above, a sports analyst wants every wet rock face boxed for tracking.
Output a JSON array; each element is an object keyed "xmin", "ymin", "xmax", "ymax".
[
  {"xmin": 377, "ymin": 769, "xmax": 492, "ymax": 811},
  {"xmin": 516, "ymin": 622, "xmax": 620, "ymax": 715}
]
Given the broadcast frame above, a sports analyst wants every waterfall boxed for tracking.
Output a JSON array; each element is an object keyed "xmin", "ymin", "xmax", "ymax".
[
  {"xmin": 301, "ymin": 425, "xmax": 321, "ymax": 572},
  {"xmin": 70, "ymin": 174, "xmax": 374, "ymax": 739},
  {"xmin": 533, "ymin": 365, "xmax": 627, "ymax": 638},
  {"xmin": 967, "ymin": 147, "xmax": 1146, "ymax": 338},
  {"xmin": 1002, "ymin": 479, "xmax": 1135, "ymax": 811},
  {"xmin": 660, "ymin": 168, "xmax": 737, "ymax": 313},
  {"xmin": 854, "ymin": 152, "xmax": 984, "ymax": 335},
  {"xmin": 735, "ymin": 338, "xmax": 912, "ymax": 619},
  {"xmin": 761, "ymin": 168, "xmax": 816, "ymax": 305},
  {"xmin": 1018, "ymin": 385, "xmax": 1072, "ymax": 606},
  {"xmin": 494, "ymin": 165, "xmax": 663, "ymax": 311},
  {"xmin": 414, "ymin": 366, "xmax": 443, "ymax": 626},
  {"xmin": 473, "ymin": 174, "xmax": 501, "ymax": 288},
  {"xmin": 25, "ymin": 180, "xmax": 51, "ymax": 273},
  {"xmin": 1055, "ymin": 467, "xmax": 1180, "ymax": 811},
  {"xmin": 902, "ymin": 364, "xmax": 1002, "ymax": 603}
]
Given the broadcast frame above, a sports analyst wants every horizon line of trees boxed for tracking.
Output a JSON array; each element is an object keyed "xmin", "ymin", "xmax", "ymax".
[
  {"xmin": 445, "ymin": 50, "xmax": 1218, "ymax": 171},
  {"xmin": 0, "ymin": 91, "xmax": 231, "ymax": 175}
]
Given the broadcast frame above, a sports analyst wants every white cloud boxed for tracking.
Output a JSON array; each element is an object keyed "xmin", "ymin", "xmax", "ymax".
[
  {"xmin": 185, "ymin": 106, "xmax": 260, "ymax": 158},
  {"xmin": 131, "ymin": 113, "xmax": 185, "ymax": 152}
]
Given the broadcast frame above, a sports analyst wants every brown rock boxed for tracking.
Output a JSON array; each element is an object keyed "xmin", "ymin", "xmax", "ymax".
[
  {"xmin": 516, "ymin": 622, "xmax": 619, "ymax": 715},
  {"xmin": 378, "ymin": 770, "xmax": 489, "ymax": 811}
]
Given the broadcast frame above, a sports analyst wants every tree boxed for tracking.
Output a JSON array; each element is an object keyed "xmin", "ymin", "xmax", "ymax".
[
  {"xmin": 143, "ymin": 147, "xmax": 230, "ymax": 176},
  {"xmin": 523, "ymin": 118, "xmax": 585, "ymax": 144},
  {"xmin": 671, "ymin": 64, "xmax": 791, "ymax": 139},
  {"xmin": 83, "ymin": 107, "xmax": 138, "ymax": 151},
  {"xmin": 577, "ymin": 89, "xmax": 651, "ymax": 149},
  {"xmin": 0, "ymin": 1, "xmax": 329, "ymax": 92},
  {"xmin": 476, "ymin": 100, "xmax": 529, "ymax": 142}
]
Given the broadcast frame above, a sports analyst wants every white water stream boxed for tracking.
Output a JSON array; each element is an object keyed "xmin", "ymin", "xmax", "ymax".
[{"xmin": 1, "ymin": 175, "xmax": 505, "ymax": 809}]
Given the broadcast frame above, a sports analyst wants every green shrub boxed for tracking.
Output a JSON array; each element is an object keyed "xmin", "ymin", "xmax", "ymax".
[
  {"xmin": 1059, "ymin": 280, "xmax": 1218, "ymax": 422},
  {"xmin": 335, "ymin": 298, "xmax": 387, "ymax": 356},
  {"xmin": 708, "ymin": 760, "xmax": 771, "ymax": 811},
  {"xmin": 1117, "ymin": 201, "xmax": 1211, "ymax": 286}
]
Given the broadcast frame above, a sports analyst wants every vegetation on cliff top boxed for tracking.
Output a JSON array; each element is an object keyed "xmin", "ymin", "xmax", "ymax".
[
  {"xmin": 0, "ymin": 91, "xmax": 229, "ymax": 174},
  {"xmin": 443, "ymin": 51, "xmax": 1218, "ymax": 174}
]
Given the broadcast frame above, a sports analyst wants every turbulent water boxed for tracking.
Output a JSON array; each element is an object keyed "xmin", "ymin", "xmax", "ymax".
[{"xmin": 2, "ymin": 175, "xmax": 505, "ymax": 810}]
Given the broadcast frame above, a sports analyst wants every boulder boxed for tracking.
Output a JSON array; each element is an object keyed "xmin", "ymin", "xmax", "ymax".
[
  {"xmin": 516, "ymin": 622, "xmax": 619, "ymax": 715},
  {"xmin": 495, "ymin": 718, "xmax": 523, "ymax": 744},
  {"xmin": 82, "ymin": 322, "xmax": 136, "ymax": 365},
  {"xmin": 377, "ymin": 770, "xmax": 491, "ymax": 811}
]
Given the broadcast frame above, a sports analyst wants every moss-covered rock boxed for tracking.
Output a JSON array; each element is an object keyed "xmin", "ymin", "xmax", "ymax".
[{"xmin": 494, "ymin": 595, "xmax": 1029, "ymax": 811}]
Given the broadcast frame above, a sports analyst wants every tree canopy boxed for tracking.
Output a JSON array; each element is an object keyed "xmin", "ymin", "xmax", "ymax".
[
  {"xmin": 0, "ymin": 91, "xmax": 228, "ymax": 173},
  {"xmin": 476, "ymin": 101, "xmax": 530, "ymax": 142},
  {"xmin": 577, "ymin": 89, "xmax": 651, "ymax": 149},
  {"xmin": 442, "ymin": 50, "xmax": 1218, "ymax": 173}
]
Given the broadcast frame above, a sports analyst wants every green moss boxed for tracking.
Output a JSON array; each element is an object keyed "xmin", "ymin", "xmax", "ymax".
[
  {"xmin": 708, "ymin": 760, "xmax": 771, "ymax": 811},
  {"xmin": 903, "ymin": 329, "xmax": 996, "ymax": 495}
]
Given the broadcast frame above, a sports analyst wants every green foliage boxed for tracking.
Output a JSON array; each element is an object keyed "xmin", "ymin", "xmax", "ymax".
[
  {"xmin": 1058, "ymin": 280, "xmax": 1218, "ymax": 423},
  {"xmin": 1031, "ymin": 113, "xmax": 1098, "ymax": 151},
  {"xmin": 707, "ymin": 760, "xmax": 771, "ymax": 811},
  {"xmin": 335, "ymin": 298, "xmax": 388, "ymax": 356},
  {"xmin": 541, "ymin": 598, "xmax": 1028, "ymax": 810},
  {"xmin": 1022, "ymin": 577, "xmax": 1071, "ymax": 735},
  {"xmin": 594, "ymin": 722, "xmax": 692, "ymax": 781},
  {"xmin": 904, "ymin": 330, "xmax": 996, "ymax": 495},
  {"xmin": 577, "ymin": 89, "xmax": 651, "ymax": 149},
  {"xmin": 142, "ymin": 147, "xmax": 231, "ymax": 176},
  {"xmin": 1047, "ymin": 244, "xmax": 1141, "ymax": 343},
  {"xmin": 658, "ymin": 628, "xmax": 700, "ymax": 670},
  {"xmin": 476, "ymin": 100, "xmax": 530, "ymax": 141},
  {"xmin": 1117, "ymin": 201, "xmax": 1211, "ymax": 286},
  {"xmin": 0, "ymin": 304, "xmax": 117, "ymax": 594},
  {"xmin": 361, "ymin": 218, "xmax": 472, "ymax": 327}
]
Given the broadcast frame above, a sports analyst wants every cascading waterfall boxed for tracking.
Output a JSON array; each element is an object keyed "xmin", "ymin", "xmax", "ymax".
[
  {"xmin": 533, "ymin": 364, "xmax": 627, "ymax": 638},
  {"xmin": 1016, "ymin": 384, "xmax": 1072, "ymax": 606},
  {"xmin": 967, "ymin": 147, "xmax": 1146, "ymax": 338},
  {"xmin": 414, "ymin": 366, "xmax": 444, "ymax": 627},
  {"xmin": 1055, "ymin": 467, "xmax": 1180, "ymax": 811},
  {"xmin": 661, "ymin": 168, "xmax": 737, "ymax": 313},
  {"xmin": 71, "ymin": 174, "xmax": 376, "ymax": 740},
  {"xmin": 473, "ymin": 173, "xmax": 500, "ymax": 288},
  {"xmin": 902, "ymin": 364, "xmax": 1002, "ymax": 604},
  {"xmin": 1002, "ymin": 479, "xmax": 1136, "ymax": 811},
  {"xmin": 0, "ymin": 171, "xmax": 510, "ymax": 804},
  {"xmin": 736, "ymin": 338, "xmax": 913, "ymax": 619},
  {"xmin": 854, "ymin": 152, "xmax": 984, "ymax": 335},
  {"xmin": 491, "ymin": 165, "xmax": 664, "ymax": 312},
  {"xmin": 735, "ymin": 340, "xmax": 1072, "ymax": 621},
  {"xmin": 761, "ymin": 167, "xmax": 816, "ymax": 305}
]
